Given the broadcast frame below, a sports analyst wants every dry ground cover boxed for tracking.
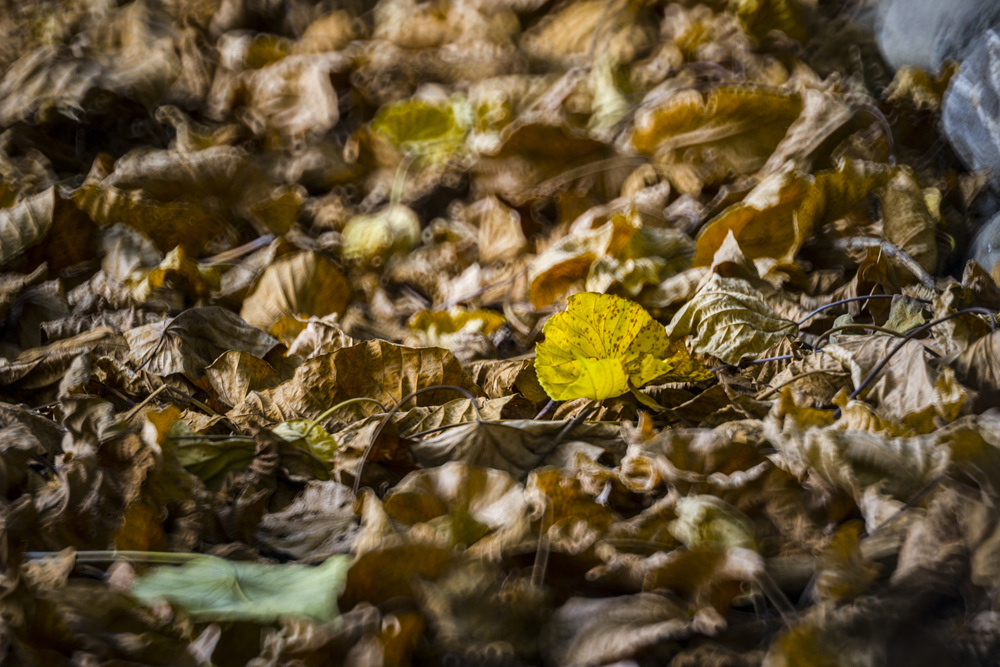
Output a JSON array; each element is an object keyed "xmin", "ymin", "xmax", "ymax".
[{"xmin": 2, "ymin": 0, "xmax": 1000, "ymax": 665}]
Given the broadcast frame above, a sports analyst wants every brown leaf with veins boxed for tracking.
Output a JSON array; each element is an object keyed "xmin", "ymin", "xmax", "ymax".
[
  {"xmin": 383, "ymin": 462, "xmax": 528, "ymax": 549},
  {"xmin": 232, "ymin": 339, "xmax": 481, "ymax": 424},
  {"xmin": 666, "ymin": 274, "xmax": 798, "ymax": 366},
  {"xmin": 124, "ymin": 307, "xmax": 277, "ymax": 381},
  {"xmin": 204, "ymin": 350, "xmax": 280, "ymax": 408},
  {"xmin": 240, "ymin": 251, "xmax": 351, "ymax": 333},
  {"xmin": 410, "ymin": 419, "xmax": 618, "ymax": 481}
]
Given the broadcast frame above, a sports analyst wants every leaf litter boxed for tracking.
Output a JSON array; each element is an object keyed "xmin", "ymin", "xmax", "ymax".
[{"xmin": 2, "ymin": 1, "xmax": 1000, "ymax": 665}]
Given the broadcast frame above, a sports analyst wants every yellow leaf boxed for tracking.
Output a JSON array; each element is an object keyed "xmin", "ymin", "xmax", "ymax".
[
  {"xmin": 342, "ymin": 204, "xmax": 422, "ymax": 264},
  {"xmin": 535, "ymin": 292, "xmax": 711, "ymax": 402},
  {"xmin": 693, "ymin": 160, "xmax": 890, "ymax": 266},
  {"xmin": 814, "ymin": 521, "xmax": 880, "ymax": 602},
  {"xmin": 371, "ymin": 98, "xmax": 469, "ymax": 162}
]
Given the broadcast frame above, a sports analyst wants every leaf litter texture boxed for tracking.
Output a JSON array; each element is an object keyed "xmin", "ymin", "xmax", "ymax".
[{"xmin": 2, "ymin": 0, "xmax": 1000, "ymax": 666}]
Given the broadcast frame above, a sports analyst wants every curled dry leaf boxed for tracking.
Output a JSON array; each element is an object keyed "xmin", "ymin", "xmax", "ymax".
[
  {"xmin": 233, "ymin": 339, "xmax": 481, "ymax": 423},
  {"xmin": 285, "ymin": 314, "xmax": 358, "ymax": 360},
  {"xmin": 694, "ymin": 159, "xmax": 891, "ymax": 267},
  {"xmin": 383, "ymin": 461, "xmax": 527, "ymax": 548},
  {"xmin": 124, "ymin": 307, "xmax": 278, "ymax": 380},
  {"xmin": 528, "ymin": 213, "xmax": 695, "ymax": 308},
  {"xmin": 410, "ymin": 418, "xmax": 620, "ymax": 481},
  {"xmin": 468, "ymin": 357, "xmax": 548, "ymax": 402},
  {"xmin": 632, "ymin": 85, "xmax": 803, "ymax": 194},
  {"xmin": 0, "ymin": 188, "xmax": 55, "ymax": 267},
  {"xmin": 666, "ymin": 274, "xmax": 798, "ymax": 366},
  {"xmin": 407, "ymin": 307, "xmax": 505, "ymax": 361},
  {"xmin": 240, "ymin": 251, "xmax": 351, "ymax": 333},
  {"xmin": 256, "ymin": 481, "xmax": 359, "ymax": 561},
  {"xmin": 544, "ymin": 593, "xmax": 692, "ymax": 667},
  {"xmin": 204, "ymin": 350, "xmax": 280, "ymax": 408}
]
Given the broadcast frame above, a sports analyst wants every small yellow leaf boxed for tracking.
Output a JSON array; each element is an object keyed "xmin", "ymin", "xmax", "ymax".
[{"xmin": 535, "ymin": 292, "xmax": 711, "ymax": 402}]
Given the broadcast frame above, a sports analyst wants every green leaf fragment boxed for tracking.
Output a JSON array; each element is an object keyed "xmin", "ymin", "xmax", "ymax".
[{"xmin": 131, "ymin": 554, "xmax": 352, "ymax": 624}]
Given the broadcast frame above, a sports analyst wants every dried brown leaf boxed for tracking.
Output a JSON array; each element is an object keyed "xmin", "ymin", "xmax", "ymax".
[
  {"xmin": 124, "ymin": 307, "xmax": 278, "ymax": 380},
  {"xmin": 240, "ymin": 251, "xmax": 351, "ymax": 333}
]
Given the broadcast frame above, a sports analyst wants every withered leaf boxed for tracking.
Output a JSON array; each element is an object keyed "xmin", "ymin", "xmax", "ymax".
[
  {"xmin": 204, "ymin": 350, "xmax": 280, "ymax": 408},
  {"xmin": 233, "ymin": 340, "xmax": 481, "ymax": 423},
  {"xmin": 544, "ymin": 594, "xmax": 691, "ymax": 666},
  {"xmin": 666, "ymin": 274, "xmax": 798, "ymax": 365},
  {"xmin": 124, "ymin": 307, "xmax": 278, "ymax": 380},
  {"xmin": 383, "ymin": 462, "xmax": 527, "ymax": 547},
  {"xmin": 240, "ymin": 251, "xmax": 351, "ymax": 333},
  {"xmin": 632, "ymin": 85, "xmax": 803, "ymax": 194},
  {"xmin": 410, "ymin": 419, "xmax": 620, "ymax": 481},
  {"xmin": 0, "ymin": 188, "xmax": 55, "ymax": 267},
  {"xmin": 257, "ymin": 481, "xmax": 359, "ymax": 561}
]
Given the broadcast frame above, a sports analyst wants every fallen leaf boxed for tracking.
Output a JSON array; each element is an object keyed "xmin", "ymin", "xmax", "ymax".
[
  {"xmin": 666, "ymin": 274, "xmax": 797, "ymax": 365},
  {"xmin": 131, "ymin": 554, "xmax": 351, "ymax": 623},
  {"xmin": 240, "ymin": 251, "xmax": 352, "ymax": 333},
  {"xmin": 233, "ymin": 339, "xmax": 481, "ymax": 423},
  {"xmin": 632, "ymin": 85, "xmax": 803, "ymax": 194},
  {"xmin": 536, "ymin": 292, "xmax": 712, "ymax": 402},
  {"xmin": 124, "ymin": 307, "xmax": 278, "ymax": 380}
]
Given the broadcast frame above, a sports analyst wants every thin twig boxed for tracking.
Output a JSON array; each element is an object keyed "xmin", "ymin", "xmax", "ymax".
[
  {"xmin": 352, "ymin": 385, "xmax": 482, "ymax": 496},
  {"xmin": 812, "ymin": 323, "xmax": 906, "ymax": 351},
  {"xmin": 121, "ymin": 384, "xmax": 169, "ymax": 423},
  {"xmin": 756, "ymin": 369, "xmax": 850, "ymax": 400},
  {"xmin": 845, "ymin": 307, "xmax": 999, "ymax": 408},
  {"xmin": 797, "ymin": 294, "xmax": 929, "ymax": 326}
]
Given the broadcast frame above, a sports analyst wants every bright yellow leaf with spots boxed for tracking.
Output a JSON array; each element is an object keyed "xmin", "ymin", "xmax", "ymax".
[{"xmin": 535, "ymin": 293, "xmax": 712, "ymax": 402}]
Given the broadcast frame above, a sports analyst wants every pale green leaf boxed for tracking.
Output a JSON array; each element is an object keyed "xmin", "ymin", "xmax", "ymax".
[{"xmin": 131, "ymin": 554, "xmax": 351, "ymax": 624}]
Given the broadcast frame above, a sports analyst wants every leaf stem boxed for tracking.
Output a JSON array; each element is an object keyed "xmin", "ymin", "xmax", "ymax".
[
  {"xmin": 845, "ymin": 307, "xmax": 998, "ymax": 407},
  {"xmin": 304, "ymin": 397, "xmax": 388, "ymax": 440},
  {"xmin": 797, "ymin": 294, "xmax": 928, "ymax": 326},
  {"xmin": 26, "ymin": 550, "xmax": 205, "ymax": 565},
  {"xmin": 811, "ymin": 323, "xmax": 906, "ymax": 351},
  {"xmin": 756, "ymin": 369, "xmax": 849, "ymax": 400}
]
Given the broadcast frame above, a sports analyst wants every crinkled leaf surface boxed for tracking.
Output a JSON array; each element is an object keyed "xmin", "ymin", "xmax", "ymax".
[
  {"xmin": 666, "ymin": 275, "xmax": 798, "ymax": 365},
  {"xmin": 234, "ymin": 339, "xmax": 481, "ymax": 423},
  {"xmin": 124, "ymin": 307, "xmax": 278, "ymax": 380},
  {"xmin": 0, "ymin": 188, "xmax": 55, "ymax": 267},
  {"xmin": 131, "ymin": 554, "xmax": 351, "ymax": 623},
  {"xmin": 536, "ymin": 292, "xmax": 711, "ymax": 401}
]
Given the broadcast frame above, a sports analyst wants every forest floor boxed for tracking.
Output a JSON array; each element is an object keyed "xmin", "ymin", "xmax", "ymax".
[{"xmin": 2, "ymin": 0, "xmax": 1000, "ymax": 665}]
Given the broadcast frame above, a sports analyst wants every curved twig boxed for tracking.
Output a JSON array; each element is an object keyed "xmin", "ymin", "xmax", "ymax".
[{"xmin": 352, "ymin": 385, "xmax": 482, "ymax": 496}]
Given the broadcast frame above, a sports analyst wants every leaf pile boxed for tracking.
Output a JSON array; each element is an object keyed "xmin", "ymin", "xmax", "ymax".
[{"xmin": 2, "ymin": 1, "xmax": 1000, "ymax": 665}]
